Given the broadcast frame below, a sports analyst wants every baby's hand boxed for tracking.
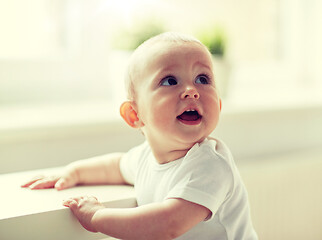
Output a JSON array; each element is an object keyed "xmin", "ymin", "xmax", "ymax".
[
  {"xmin": 21, "ymin": 170, "xmax": 78, "ymax": 190},
  {"xmin": 63, "ymin": 196, "xmax": 105, "ymax": 232}
]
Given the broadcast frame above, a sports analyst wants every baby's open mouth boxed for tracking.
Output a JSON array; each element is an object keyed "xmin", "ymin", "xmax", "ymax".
[{"xmin": 177, "ymin": 110, "xmax": 202, "ymax": 122}]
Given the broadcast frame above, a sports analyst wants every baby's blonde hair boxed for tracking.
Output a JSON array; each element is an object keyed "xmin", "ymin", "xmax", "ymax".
[{"xmin": 124, "ymin": 32, "xmax": 207, "ymax": 101}]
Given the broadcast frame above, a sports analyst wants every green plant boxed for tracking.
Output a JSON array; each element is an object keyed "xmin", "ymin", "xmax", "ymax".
[
  {"xmin": 198, "ymin": 27, "xmax": 226, "ymax": 57},
  {"xmin": 112, "ymin": 21, "xmax": 165, "ymax": 50}
]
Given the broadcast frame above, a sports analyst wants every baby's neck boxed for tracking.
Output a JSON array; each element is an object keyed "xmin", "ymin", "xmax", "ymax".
[
  {"xmin": 153, "ymin": 148, "xmax": 190, "ymax": 164},
  {"xmin": 146, "ymin": 134, "xmax": 207, "ymax": 164},
  {"xmin": 148, "ymin": 139, "xmax": 199, "ymax": 164}
]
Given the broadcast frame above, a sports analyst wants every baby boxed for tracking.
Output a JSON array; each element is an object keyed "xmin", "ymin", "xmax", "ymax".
[{"xmin": 22, "ymin": 32, "xmax": 258, "ymax": 240}]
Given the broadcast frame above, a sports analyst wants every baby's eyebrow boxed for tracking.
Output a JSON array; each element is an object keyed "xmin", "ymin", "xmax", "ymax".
[
  {"xmin": 153, "ymin": 65, "xmax": 178, "ymax": 79},
  {"xmin": 193, "ymin": 61, "xmax": 212, "ymax": 71},
  {"xmin": 159, "ymin": 64, "xmax": 180, "ymax": 73}
]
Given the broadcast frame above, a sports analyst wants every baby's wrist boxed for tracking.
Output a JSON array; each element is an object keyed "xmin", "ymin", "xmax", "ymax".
[{"xmin": 91, "ymin": 208, "xmax": 105, "ymax": 233}]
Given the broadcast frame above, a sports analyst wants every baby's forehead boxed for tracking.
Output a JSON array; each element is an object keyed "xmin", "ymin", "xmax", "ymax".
[
  {"xmin": 130, "ymin": 40, "xmax": 211, "ymax": 78},
  {"xmin": 137, "ymin": 40, "xmax": 206, "ymax": 64}
]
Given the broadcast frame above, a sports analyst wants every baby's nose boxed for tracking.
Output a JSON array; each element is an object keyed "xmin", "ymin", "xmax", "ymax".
[{"xmin": 181, "ymin": 87, "xmax": 200, "ymax": 99}]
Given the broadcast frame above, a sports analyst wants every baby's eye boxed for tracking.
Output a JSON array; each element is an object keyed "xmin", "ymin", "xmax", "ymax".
[
  {"xmin": 195, "ymin": 75, "xmax": 210, "ymax": 84},
  {"xmin": 160, "ymin": 76, "xmax": 178, "ymax": 86}
]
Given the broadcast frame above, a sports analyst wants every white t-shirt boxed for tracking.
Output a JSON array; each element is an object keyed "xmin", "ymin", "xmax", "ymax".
[{"xmin": 120, "ymin": 138, "xmax": 258, "ymax": 240}]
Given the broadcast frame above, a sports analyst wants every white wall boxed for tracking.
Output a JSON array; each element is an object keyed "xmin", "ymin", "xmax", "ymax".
[{"xmin": 239, "ymin": 148, "xmax": 322, "ymax": 240}]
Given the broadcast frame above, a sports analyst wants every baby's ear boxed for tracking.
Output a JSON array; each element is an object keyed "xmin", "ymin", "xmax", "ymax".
[{"xmin": 120, "ymin": 101, "xmax": 143, "ymax": 128}]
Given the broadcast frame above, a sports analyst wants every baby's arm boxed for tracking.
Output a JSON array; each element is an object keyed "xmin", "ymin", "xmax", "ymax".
[
  {"xmin": 64, "ymin": 196, "xmax": 210, "ymax": 240},
  {"xmin": 22, "ymin": 153, "xmax": 126, "ymax": 190}
]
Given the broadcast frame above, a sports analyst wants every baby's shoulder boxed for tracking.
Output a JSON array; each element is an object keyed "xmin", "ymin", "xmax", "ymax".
[
  {"xmin": 182, "ymin": 138, "xmax": 233, "ymax": 173},
  {"xmin": 204, "ymin": 137, "xmax": 234, "ymax": 162}
]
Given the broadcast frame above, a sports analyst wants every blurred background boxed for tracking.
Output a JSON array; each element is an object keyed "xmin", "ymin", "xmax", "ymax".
[
  {"xmin": 1, "ymin": 0, "xmax": 321, "ymax": 108},
  {"xmin": 0, "ymin": 0, "xmax": 321, "ymax": 239}
]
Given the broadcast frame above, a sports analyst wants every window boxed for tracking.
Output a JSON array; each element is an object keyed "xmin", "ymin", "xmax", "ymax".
[{"xmin": 0, "ymin": 0, "xmax": 321, "ymax": 121}]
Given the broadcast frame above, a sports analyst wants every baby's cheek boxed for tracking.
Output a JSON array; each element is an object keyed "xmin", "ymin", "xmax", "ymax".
[{"xmin": 153, "ymin": 113, "xmax": 173, "ymax": 130}]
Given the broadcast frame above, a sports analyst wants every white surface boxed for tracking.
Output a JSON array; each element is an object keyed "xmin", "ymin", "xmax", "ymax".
[{"xmin": 0, "ymin": 168, "xmax": 136, "ymax": 240}]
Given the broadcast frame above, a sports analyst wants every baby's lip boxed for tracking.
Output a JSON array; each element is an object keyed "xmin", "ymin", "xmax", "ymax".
[
  {"xmin": 176, "ymin": 108, "xmax": 202, "ymax": 123},
  {"xmin": 177, "ymin": 106, "xmax": 202, "ymax": 117}
]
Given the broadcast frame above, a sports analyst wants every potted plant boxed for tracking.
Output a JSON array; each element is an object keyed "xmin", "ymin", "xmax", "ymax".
[{"xmin": 111, "ymin": 20, "xmax": 166, "ymax": 51}]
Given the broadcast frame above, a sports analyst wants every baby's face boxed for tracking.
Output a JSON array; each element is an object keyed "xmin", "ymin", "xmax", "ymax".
[{"xmin": 134, "ymin": 41, "xmax": 221, "ymax": 148}]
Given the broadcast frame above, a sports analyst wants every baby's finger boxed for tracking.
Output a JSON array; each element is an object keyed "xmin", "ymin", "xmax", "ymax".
[
  {"xmin": 55, "ymin": 176, "xmax": 76, "ymax": 191},
  {"xmin": 21, "ymin": 175, "xmax": 44, "ymax": 188},
  {"xmin": 29, "ymin": 177, "xmax": 57, "ymax": 189},
  {"xmin": 88, "ymin": 196, "xmax": 98, "ymax": 201},
  {"xmin": 63, "ymin": 198, "xmax": 78, "ymax": 208},
  {"xmin": 63, "ymin": 196, "xmax": 84, "ymax": 208},
  {"xmin": 55, "ymin": 178, "xmax": 68, "ymax": 190}
]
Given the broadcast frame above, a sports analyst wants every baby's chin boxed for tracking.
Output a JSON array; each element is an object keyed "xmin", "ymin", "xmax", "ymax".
[{"xmin": 174, "ymin": 131, "xmax": 208, "ymax": 146}]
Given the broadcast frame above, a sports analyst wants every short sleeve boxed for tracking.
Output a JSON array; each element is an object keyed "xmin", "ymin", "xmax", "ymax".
[
  {"xmin": 166, "ymin": 143, "xmax": 233, "ymax": 221},
  {"xmin": 119, "ymin": 141, "xmax": 148, "ymax": 185},
  {"xmin": 120, "ymin": 152, "xmax": 135, "ymax": 185}
]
